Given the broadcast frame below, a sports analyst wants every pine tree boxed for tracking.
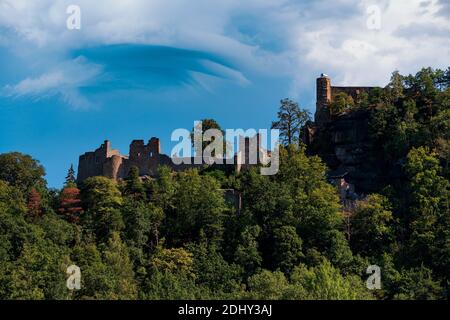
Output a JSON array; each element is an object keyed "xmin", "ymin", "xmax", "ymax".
[
  {"xmin": 271, "ymin": 99, "xmax": 311, "ymax": 146},
  {"xmin": 65, "ymin": 164, "xmax": 77, "ymax": 188}
]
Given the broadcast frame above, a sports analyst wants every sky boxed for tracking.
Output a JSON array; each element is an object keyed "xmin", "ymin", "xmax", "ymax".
[{"xmin": 0, "ymin": 0, "xmax": 449, "ymax": 187}]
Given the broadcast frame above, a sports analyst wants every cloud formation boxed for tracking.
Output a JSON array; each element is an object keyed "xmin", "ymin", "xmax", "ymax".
[
  {"xmin": 0, "ymin": 0, "xmax": 448, "ymax": 107},
  {"xmin": 290, "ymin": 0, "xmax": 450, "ymax": 90}
]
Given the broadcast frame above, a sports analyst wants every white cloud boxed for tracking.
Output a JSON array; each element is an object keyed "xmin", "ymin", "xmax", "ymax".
[
  {"xmin": 291, "ymin": 0, "xmax": 450, "ymax": 90},
  {"xmin": 2, "ymin": 58, "xmax": 102, "ymax": 108},
  {"xmin": 6, "ymin": 71, "xmax": 67, "ymax": 95},
  {"xmin": 0, "ymin": 0, "xmax": 448, "ymax": 106}
]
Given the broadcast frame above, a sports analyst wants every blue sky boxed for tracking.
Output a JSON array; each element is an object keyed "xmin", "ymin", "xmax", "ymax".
[{"xmin": 0, "ymin": 0, "xmax": 449, "ymax": 187}]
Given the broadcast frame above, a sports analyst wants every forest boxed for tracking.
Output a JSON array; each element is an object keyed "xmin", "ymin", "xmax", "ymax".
[{"xmin": 0, "ymin": 68, "xmax": 448, "ymax": 300}]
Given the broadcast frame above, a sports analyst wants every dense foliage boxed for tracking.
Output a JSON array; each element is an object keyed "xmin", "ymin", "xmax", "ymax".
[{"xmin": 0, "ymin": 68, "xmax": 448, "ymax": 300}]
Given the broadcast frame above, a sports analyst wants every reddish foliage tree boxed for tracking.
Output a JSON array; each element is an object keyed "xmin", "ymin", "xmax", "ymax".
[
  {"xmin": 59, "ymin": 187, "xmax": 83, "ymax": 223},
  {"xmin": 27, "ymin": 188, "xmax": 42, "ymax": 218}
]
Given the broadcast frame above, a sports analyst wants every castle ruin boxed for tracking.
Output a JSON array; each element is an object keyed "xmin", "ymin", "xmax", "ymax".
[
  {"xmin": 77, "ymin": 135, "xmax": 265, "ymax": 182},
  {"xmin": 314, "ymin": 74, "xmax": 374, "ymax": 127},
  {"xmin": 306, "ymin": 74, "xmax": 379, "ymax": 194}
]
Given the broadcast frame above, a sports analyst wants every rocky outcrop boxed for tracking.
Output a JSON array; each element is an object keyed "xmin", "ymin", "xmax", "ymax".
[{"xmin": 304, "ymin": 75, "xmax": 381, "ymax": 193}]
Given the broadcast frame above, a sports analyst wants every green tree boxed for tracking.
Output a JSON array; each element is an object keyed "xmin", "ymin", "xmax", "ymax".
[
  {"xmin": 142, "ymin": 270, "xmax": 209, "ymax": 300},
  {"xmin": 81, "ymin": 177, "xmax": 124, "ymax": 243},
  {"xmin": 234, "ymin": 225, "xmax": 262, "ymax": 276},
  {"xmin": 0, "ymin": 152, "xmax": 46, "ymax": 192},
  {"xmin": 188, "ymin": 241, "xmax": 243, "ymax": 296},
  {"xmin": 330, "ymin": 92, "xmax": 355, "ymax": 115},
  {"xmin": 271, "ymin": 98, "xmax": 311, "ymax": 145},
  {"xmin": 149, "ymin": 245, "xmax": 195, "ymax": 279},
  {"xmin": 276, "ymin": 145, "xmax": 353, "ymax": 269},
  {"xmin": 287, "ymin": 260, "xmax": 373, "ymax": 300},
  {"xmin": 246, "ymin": 270, "xmax": 289, "ymax": 300},
  {"xmin": 142, "ymin": 242, "xmax": 211, "ymax": 300},
  {"xmin": 123, "ymin": 166, "xmax": 145, "ymax": 199},
  {"xmin": 100, "ymin": 232, "xmax": 137, "ymax": 299},
  {"xmin": 163, "ymin": 170, "xmax": 227, "ymax": 246},
  {"xmin": 122, "ymin": 198, "xmax": 164, "ymax": 268},
  {"xmin": 8, "ymin": 240, "xmax": 71, "ymax": 300},
  {"xmin": 272, "ymin": 226, "xmax": 303, "ymax": 274},
  {"xmin": 71, "ymin": 242, "xmax": 110, "ymax": 299},
  {"xmin": 387, "ymin": 70, "xmax": 405, "ymax": 101},
  {"xmin": 394, "ymin": 265, "xmax": 444, "ymax": 300},
  {"xmin": 191, "ymin": 118, "xmax": 227, "ymax": 157},
  {"xmin": 350, "ymin": 194, "xmax": 395, "ymax": 257},
  {"xmin": 65, "ymin": 164, "xmax": 77, "ymax": 188},
  {"xmin": 404, "ymin": 147, "xmax": 449, "ymax": 278},
  {"xmin": 81, "ymin": 176, "xmax": 122, "ymax": 211},
  {"xmin": 239, "ymin": 168, "xmax": 296, "ymax": 269},
  {"xmin": 151, "ymin": 166, "xmax": 175, "ymax": 211}
]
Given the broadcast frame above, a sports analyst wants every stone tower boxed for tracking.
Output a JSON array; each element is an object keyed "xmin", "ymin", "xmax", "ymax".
[{"xmin": 315, "ymin": 74, "xmax": 332, "ymax": 127}]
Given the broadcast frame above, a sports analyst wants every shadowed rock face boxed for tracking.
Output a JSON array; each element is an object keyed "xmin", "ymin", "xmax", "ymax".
[
  {"xmin": 330, "ymin": 110, "xmax": 370, "ymax": 165},
  {"xmin": 331, "ymin": 110, "xmax": 380, "ymax": 191},
  {"xmin": 308, "ymin": 109, "xmax": 378, "ymax": 193},
  {"xmin": 304, "ymin": 75, "xmax": 381, "ymax": 193}
]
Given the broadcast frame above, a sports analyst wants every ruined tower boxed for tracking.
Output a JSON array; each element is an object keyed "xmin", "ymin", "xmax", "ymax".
[
  {"xmin": 315, "ymin": 74, "xmax": 332, "ymax": 127},
  {"xmin": 128, "ymin": 137, "xmax": 161, "ymax": 176}
]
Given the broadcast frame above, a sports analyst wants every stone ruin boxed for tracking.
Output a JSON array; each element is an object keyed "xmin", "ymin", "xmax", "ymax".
[
  {"xmin": 314, "ymin": 74, "xmax": 375, "ymax": 128},
  {"xmin": 77, "ymin": 135, "xmax": 265, "ymax": 183}
]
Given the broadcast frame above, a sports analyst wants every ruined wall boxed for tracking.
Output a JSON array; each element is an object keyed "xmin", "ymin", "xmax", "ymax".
[
  {"xmin": 328, "ymin": 109, "xmax": 380, "ymax": 192},
  {"xmin": 77, "ymin": 133, "xmax": 265, "ymax": 182},
  {"xmin": 314, "ymin": 74, "xmax": 374, "ymax": 128},
  {"xmin": 126, "ymin": 137, "xmax": 161, "ymax": 177},
  {"xmin": 78, "ymin": 141, "xmax": 111, "ymax": 181},
  {"xmin": 77, "ymin": 138, "xmax": 161, "ymax": 182},
  {"xmin": 77, "ymin": 136, "xmax": 229, "ymax": 182}
]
